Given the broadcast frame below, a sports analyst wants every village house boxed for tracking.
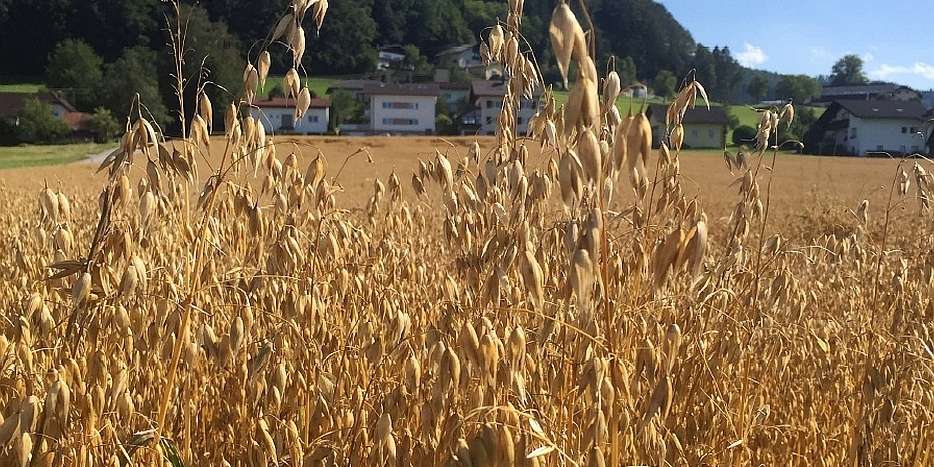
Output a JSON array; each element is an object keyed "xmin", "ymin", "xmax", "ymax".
[
  {"xmin": 0, "ymin": 91, "xmax": 90, "ymax": 133},
  {"xmin": 364, "ymin": 82, "xmax": 440, "ymax": 135},
  {"xmin": 815, "ymin": 83, "xmax": 921, "ymax": 104},
  {"xmin": 376, "ymin": 45, "xmax": 409, "ymax": 71},
  {"xmin": 471, "ymin": 80, "xmax": 540, "ymax": 136},
  {"xmin": 436, "ymin": 44, "xmax": 504, "ymax": 80},
  {"xmin": 438, "ymin": 82, "xmax": 471, "ymax": 110},
  {"xmin": 807, "ymin": 100, "xmax": 928, "ymax": 156},
  {"xmin": 251, "ymin": 96, "xmax": 330, "ymax": 134},
  {"xmin": 646, "ymin": 104, "xmax": 729, "ymax": 149}
]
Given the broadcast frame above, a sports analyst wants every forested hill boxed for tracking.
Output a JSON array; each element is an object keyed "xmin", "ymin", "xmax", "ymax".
[
  {"xmin": 0, "ymin": 0, "xmax": 708, "ymax": 82},
  {"xmin": 0, "ymin": 0, "xmax": 772, "ymax": 124}
]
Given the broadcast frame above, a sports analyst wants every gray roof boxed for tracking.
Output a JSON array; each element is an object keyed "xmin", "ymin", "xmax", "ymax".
[
  {"xmin": 835, "ymin": 99, "xmax": 927, "ymax": 119},
  {"xmin": 328, "ymin": 80, "xmax": 379, "ymax": 92},
  {"xmin": 362, "ymin": 82, "xmax": 441, "ymax": 97},
  {"xmin": 471, "ymin": 80, "xmax": 510, "ymax": 97},
  {"xmin": 437, "ymin": 44, "xmax": 476, "ymax": 57},
  {"xmin": 821, "ymin": 83, "xmax": 902, "ymax": 97}
]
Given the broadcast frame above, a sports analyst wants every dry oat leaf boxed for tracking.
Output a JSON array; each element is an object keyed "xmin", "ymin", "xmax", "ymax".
[{"xmin": 526, "ymin": 445, "xmax": 556, "ymax": 459}]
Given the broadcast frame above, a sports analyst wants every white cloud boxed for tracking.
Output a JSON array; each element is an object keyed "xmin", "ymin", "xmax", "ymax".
[
  {"xmin": 862, "ymin": 52, "xmax": 874, "ymax": 63},
  {"xmin": 737, "ymin": 43, "xmax": 767, "ymax": 67},
  {"xmin": 870, "ymin": 62, "xmax": 934, "ymax": 82}
]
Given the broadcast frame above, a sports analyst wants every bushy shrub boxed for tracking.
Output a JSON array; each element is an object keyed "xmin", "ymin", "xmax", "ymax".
[
  {"xmin": 16, "ymin": 98, "xmax": 69, "ymax": 144},
  {"xmin": 732, "ymin": 125, "xmax": 757, "ymax": 146}
]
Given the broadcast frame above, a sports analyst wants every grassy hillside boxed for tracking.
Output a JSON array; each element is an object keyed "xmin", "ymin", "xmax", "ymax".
[
  {"xmin": 256, "ymin": 76, "xmax": 339, "ymax": 100},
  {"xmin": 0, "ymin": 143, "xmax": 111, "ymax": 169},
  {"xmin": 0, "ymin": 82, "xmax": 45, "ymax": 93},
  {"xmin": 552, "ymin": 89, "xmax": 761, "ymax": 149}
]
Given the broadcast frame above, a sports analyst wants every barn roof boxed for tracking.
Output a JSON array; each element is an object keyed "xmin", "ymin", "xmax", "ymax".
[
  {"xmin": 253, "ymin": 97, "xmax": 330, "ymax": 109},
  {"xmin": 835, "ymin": 99, "xmax": 926, "ymax": 119},
  {"xmin": 0, "ymin": 91, "xmax": 77, "ymax": 118},
  {"xmin": 647, "ymin": 104, "xmax": 730, "ymax": 125}
]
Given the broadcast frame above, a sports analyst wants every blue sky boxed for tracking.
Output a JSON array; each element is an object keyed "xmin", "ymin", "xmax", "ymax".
[{"xmin": 657, "ymin": 0, "xmax": 934, "ymax": 90}]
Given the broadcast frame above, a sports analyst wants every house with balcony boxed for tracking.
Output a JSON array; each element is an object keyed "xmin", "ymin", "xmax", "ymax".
[
  {"xmin": 471, "ymin": 80, "xmax": 540, "ymax": 136},
  {"xmin": 807, "ymin": 100, "xmax": 928, "ymax": 156},
  {"xmin": 251, "ymin": 96, "xmax": 330, "ymax": 134},
  {"xmin": 364, "ymin": 83, "xmax": 440, "ymax": 135},
  {"xmin": 436, "ymin": 44, "xmax": 504, "ymax": 80}
]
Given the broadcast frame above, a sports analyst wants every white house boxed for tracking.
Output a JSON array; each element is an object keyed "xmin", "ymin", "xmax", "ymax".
[
  {"xmin": 436, "ymin": 44, "xmax": 504, "ymax": 80},
  {"xmin": 810, "ymin": 100, "xmax": 928, "ymax": 156},
  {"xmin": 252, "ymin": 96, "xmax": 330, "ymax": 134},
  {"xmin": 364, "ymin": 83, "xmax": 440, "ymax": 134},
  {"xmin": 471, "ymin": 80, "xmax": 540, "ymax": 136},
  {"xmin": 377, "ymin": 45, "xmax": 409, "ymax": 71}
]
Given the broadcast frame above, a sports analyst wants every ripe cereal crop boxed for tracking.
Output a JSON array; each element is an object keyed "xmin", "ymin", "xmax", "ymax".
[{"xmin": 0, "ymin": 0, "xmax": 933, "ymax": 465}]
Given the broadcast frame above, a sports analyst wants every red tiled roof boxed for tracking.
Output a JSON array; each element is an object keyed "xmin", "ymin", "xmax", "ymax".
[
  {"xmin": 0, "ymin": 91, "xmax": 78, "ymax": 118},
  {"xmin": 62, "ymin": 112, "xmax": 91, "ymax": 130},
  {"xmin": 253, "ymin": 97, "xmax": 330, "ymax": 109},
  {"xmin": 470, "ymin": 80, "xmax": 543, "ymax": 98}
]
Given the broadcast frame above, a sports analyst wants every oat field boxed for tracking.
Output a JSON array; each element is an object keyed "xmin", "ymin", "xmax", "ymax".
[{"xmin": 1, "ymin": 1, "xmax": 933, "ymax": 466}]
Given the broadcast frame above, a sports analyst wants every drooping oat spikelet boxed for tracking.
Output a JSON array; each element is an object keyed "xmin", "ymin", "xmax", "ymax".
[
  {"xmin": 549, "ymin": 2, "xmax": 587, "ymax": 88},
  {"xmin": 258, "ymin": 51, "xmax": 271, "ymax": 90}
]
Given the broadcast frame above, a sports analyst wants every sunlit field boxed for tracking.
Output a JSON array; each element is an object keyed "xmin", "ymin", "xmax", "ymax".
[{"xmin": 0, "ymin": 0, "xmax": 932, "ymax": 465}]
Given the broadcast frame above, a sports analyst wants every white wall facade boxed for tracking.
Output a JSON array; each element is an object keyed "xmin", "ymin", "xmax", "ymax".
[
  {"xmin": 369, "ymin": 94, "xmax": 437, "ymax": 134},
  {"xmin": 252, "ymin": 107, "xmax": 329, "ymax": 134},
  {"xmin": 477, "ymin": 96, "xmax": 537, "ymax": 135},
  {"xmin": 849, "ymin": 116, "xmax": 924, "ymax": 155},
  {"xmin": 683, "ymin": 123, "xmax": 726, "ymax": 149}
]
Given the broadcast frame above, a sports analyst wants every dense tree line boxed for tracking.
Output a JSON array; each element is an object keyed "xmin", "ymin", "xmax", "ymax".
[
  {"xmin": 0, "ymin": 0, "xmax": 830, "ymax": 130},
  {"xmin": 0, "ymin": 0, "xmax": 701, "ymax": 83}
]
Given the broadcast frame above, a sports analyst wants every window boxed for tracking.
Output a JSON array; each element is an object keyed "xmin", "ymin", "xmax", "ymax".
[
  {"xmin": 708, "ymin": 129, "xmax": 715, "ymax": 138},
  {"xmin": 900, "ymin": 145, "xmax": 907, "ymax": 152},
  {"xmin": 910, "ymin": 127, "xmax": 918, "ymax": 134},
  {"xmin": 486, "ymin": 100, "xmax": 493, "ymax": 109},
  {"xmin": 877, "ymin": 145, "xmax": 884, "ymax": 151},
  {"xmin": 902, "ymin": 127, "xmax": 908, "ymax": 133},
  {"xmin": 517, "ymin": 117, "xmax": 524, "ymax": 125},
  {"xmin": 307, "ymin": 115, "xmax": 319, "ymax": 123},
  {"xmin": 691, "ymin": 129, "xmax": 698, "ymax": 137},
  {"xmin": 850, "ymin": 127, "xmax": 857, "ymax": 138},
  {"xmin": 382, "ymin": 102, "xmax": 415, "ymax": 109},
  {"xmin": 382, "ymin": 118, "xmax": 418, "ymax": 126},
  {"xmin": 486, "ymin": 117, "xmax": 493, "ymax": 124},
  {"xmin": 520, "ymin": 99, "xmax": 537, "ymax": 110}
]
